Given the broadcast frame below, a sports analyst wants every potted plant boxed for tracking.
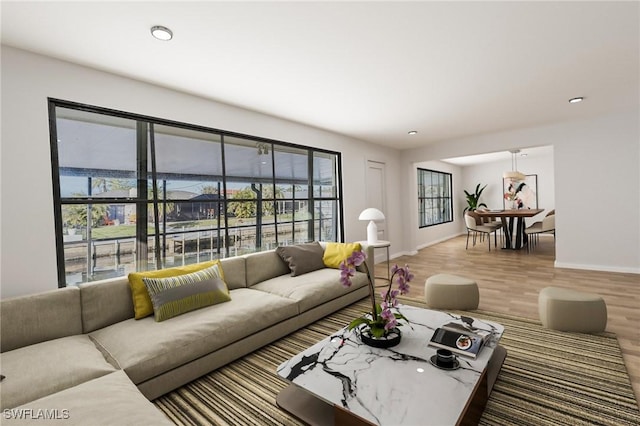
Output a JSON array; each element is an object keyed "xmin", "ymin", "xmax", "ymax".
[
  {"xmin": 463, "ymin": 183, "xmax": 488, "ymax": 214},
  {"xmin": 340, "ymin": 250, "xmax": 413, "ymax": 348}
]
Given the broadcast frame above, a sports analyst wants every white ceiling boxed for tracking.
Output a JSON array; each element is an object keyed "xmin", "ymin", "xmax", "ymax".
[
  {"xmin": 1, "ymin": 1, "xmax": 638, "ymax": 150},
  {"xmin": 441, "ymin": 145, "xmax": 553, "ymax": 166}
]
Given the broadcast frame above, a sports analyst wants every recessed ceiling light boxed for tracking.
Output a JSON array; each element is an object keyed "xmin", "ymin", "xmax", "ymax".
[
  {"xmin": 408, "ymin": 130, "xmax": 418, "ymax": 135},
  {"xmin": 151, "ymin": 25, "xmax": 173, "ymax": 41},
  {"xmin": 568, "ymin": 97, "xmax": 584, "ymax": 104}
]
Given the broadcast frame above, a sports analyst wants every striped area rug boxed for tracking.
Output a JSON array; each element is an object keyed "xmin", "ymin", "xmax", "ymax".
[{"xmin": 153, "ymin": 297, "xmax": 640, "ymax": 425}]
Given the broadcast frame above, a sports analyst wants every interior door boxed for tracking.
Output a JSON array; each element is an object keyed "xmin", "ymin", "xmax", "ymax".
[{"xmin": 366, "ymin": 160, "xmax": 387, "ymax": 241}]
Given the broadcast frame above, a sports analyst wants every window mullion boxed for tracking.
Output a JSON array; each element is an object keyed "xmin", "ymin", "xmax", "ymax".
[
  {"xmin": 149, "ymin": 123, "xmax": 162, "ymax": 269},
  {"xmin": 48, "ymin": 101, "xmax": 67, "ymax": 288},
  {"xmin": 270, "ymin": 144, "xmax": 278, "ymax": 247},
  {"xmin": 136, "ymin": 122, "xmax": 149, "ymax": 271},
  {"xmin": 220, "ymin": 135, "xmax": 229, "ymax": 258},
  {"xmin": 307, "ymin": 151, "xmax": 314, "ymax": 242}
]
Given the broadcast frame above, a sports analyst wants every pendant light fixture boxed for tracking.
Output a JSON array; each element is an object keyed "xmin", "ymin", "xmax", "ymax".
[{"xmin": 503, "ymin": 149, "xmax": 526, "ymax": 181}]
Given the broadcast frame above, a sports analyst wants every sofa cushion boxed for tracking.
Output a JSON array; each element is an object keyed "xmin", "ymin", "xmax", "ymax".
[
  {"xmin": 143, "ymin": 264, "xmax": 231, "ymax": 322},
  {"xmin": 2, "ymin": 371, "xmax": 173, "ymax": 426},
  {"xmin": 0, "ymin": 287, "xmax": 83, "ymax": 353},
  {"xmin": 128, "ymin": 260, "xmax": 224, "ymax": 320},
  {"xmin": 0, "ymin": 335, "xmax": 117, "ymax": 410},
  {"xmin": 219, "ymin": 256, "xmax": 247, "ymax": 290},
  {"xmin": 79, "ymin": 277, "xmax": 135, "ymax": 333},
  {"xmin": 322, "ymin": 242, "xmax": 362, "ymax": 268},
  {"xmin": 244, "ymin": 251, "xmax": 290, "ymax": 286},
  {"xmin": 88, "ymin": 288, "xmax": 298, "ymax": 384},
  {"xmin": 250, "ymin": 268, "xmax": 369, "ymax": 313},
  {"xmin": 275, "ymin": 242, "xmax": 325, "ymax": 277}
]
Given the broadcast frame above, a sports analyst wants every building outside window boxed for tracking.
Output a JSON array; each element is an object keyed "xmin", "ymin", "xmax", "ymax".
[
  {"xmin": 417, "ymin": 168, "xmax": 453, "ymax": 228},
  {"xmin": 49, "ymin": 100, "xmax": 343, "ymax": 287}
]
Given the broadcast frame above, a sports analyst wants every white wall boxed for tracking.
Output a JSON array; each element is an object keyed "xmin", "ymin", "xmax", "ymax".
[
  {"xmin": 401, "ymin": 112, "xmax": 640, "ymax": 274},
  {"xmin": 0, "ymin": 46, "xmax": 402, "ymax": 298},
  {"xmin": 553, "ymin": 113, "xmax": 639, "ymax": 272}
]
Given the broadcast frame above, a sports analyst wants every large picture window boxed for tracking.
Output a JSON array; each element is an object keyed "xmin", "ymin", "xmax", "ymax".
[
  {"xmin": 49, "ymin": 99, "xmax": 343, "ymax": 287},
  {"xmin": 417, "ymin": 168, "xmax": 452, "ymax": 228}
]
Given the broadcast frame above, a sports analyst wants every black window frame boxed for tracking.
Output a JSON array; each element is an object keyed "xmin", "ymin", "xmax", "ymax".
[
  {"xmin": 48, "ymin": 98, "xmax": 344, "ymax": 288},
  {"xmin": 417, "ymin": 168, "xmax": 453, "ymax": 228}
]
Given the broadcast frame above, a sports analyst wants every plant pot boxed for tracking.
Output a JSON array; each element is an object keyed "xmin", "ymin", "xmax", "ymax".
[{"xmin": 358, "ymin": 326, "xmax": 402, "ymax": 349}]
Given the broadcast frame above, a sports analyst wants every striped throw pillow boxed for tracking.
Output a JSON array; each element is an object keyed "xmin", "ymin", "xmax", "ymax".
[{"xmin": 142, "ymin": 264, "xmax": 231, "ymax": 322}]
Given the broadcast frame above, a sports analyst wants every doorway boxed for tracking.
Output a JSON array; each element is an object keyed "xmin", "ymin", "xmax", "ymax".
[{"xmin": 365, "ymin": 160, "xmax": 387, "ymax": 242}]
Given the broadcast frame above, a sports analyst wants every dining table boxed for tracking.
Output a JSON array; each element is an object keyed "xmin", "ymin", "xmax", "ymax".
[{"xmin": 475, "ymin": 208, "xmax": 544, "ymax": 250}]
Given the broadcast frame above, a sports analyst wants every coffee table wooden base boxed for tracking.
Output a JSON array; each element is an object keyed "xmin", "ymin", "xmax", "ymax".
[
  {"xmin": 277, "ymin": 384, "xmax": 374, "ymax": 426},
  {"xmin": 458, "ymin": 345, "xmax": 507, "ymax": 425}
]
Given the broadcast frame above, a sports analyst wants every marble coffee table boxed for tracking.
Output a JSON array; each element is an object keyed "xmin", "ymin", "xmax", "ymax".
[{"xmin": 276, "ymin": 305, "xmax": 504, "ymax": 426}]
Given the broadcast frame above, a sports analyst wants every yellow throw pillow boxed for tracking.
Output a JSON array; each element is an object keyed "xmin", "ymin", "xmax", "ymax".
[
  {"xmin": 322, "ymin": 242, "xmax": 362, "ymax": 269},
  {"xmin": 128, "ymin": 260, "xmax": 224, "ymax": 319}
]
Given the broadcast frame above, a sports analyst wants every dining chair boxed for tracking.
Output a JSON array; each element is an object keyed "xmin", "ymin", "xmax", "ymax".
[
  {"xmin": 465, "ymin": 212, "xmax": 499, "ymax": 251},
  {"xmin": 526, "ymin": 210, "xmax": 555, "ymax": 245},
  {"xmin": 475, "ymin": 207, "xmax": 503, "ymax": 246},
  {"xmin": 524, "ymin": 213, "xmax": 555, "ymax": 252}
]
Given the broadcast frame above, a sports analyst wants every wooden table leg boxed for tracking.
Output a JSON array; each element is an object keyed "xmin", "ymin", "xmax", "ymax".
[{"xmin": 277, "ymin": 384, "xmax": 374, "ymax": 426}]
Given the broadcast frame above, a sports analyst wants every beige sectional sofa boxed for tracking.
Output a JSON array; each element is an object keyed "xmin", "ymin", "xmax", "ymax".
[{"xmin": 0, "ymin": 243, "xmax": 373, "ymax": 425}]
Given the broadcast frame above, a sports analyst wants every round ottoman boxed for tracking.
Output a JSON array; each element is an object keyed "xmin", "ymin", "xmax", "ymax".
[
  {"xmin": 424, "ymin": 274, "xmax": 479, "ymax": 310},
  {"xmin": 538, "ymin": 287, "xmax": 607, "ymax": 333}
]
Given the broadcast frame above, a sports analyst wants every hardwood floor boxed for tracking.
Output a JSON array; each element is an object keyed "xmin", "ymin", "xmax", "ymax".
[{"xmin": 374, "ymin": 234, "xmax": 640, "ymax": 402}]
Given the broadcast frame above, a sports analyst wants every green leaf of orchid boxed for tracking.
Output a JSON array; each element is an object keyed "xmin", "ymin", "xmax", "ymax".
[
  {"xmin": 348, "ymin": 317, "xmax": 370, "ymax": 330},
  {"xmin": 370, "ymin": 325, "xmax": 386, "ymax": 338}
]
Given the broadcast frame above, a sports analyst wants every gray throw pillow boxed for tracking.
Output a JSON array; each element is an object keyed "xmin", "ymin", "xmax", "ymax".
[
  {"xmin": 142, "ymin": 264, "xmax": 231, "ymax": 322},
  {"xmin": 275, "ymin": 242, "xmax": 325, "ymax": 277}
]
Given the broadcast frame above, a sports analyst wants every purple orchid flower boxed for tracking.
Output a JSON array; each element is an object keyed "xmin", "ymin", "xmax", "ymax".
[
  {"xmin": 340, "ymin": 250, "xmax": 414, "ymax": 336},
  {"xmin": 381, "ymin": 308, "xmax": 398, "ymax": 330}
]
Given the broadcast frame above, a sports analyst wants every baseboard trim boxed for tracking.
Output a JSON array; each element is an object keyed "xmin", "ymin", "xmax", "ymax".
[
  {"xmin": 416, "ymin": 233, "xmax": 465, "ymax": 251},
  {"xmin": 390, "ymin": 250, "xmax": 417, "ymax": 259},
  {"xmin": 380, "ymin": 234, "xmax": 464, "ymax": 262},
  {"xmin": 554, "ymin": 261, "xmax": 640, "ymax": 275}
]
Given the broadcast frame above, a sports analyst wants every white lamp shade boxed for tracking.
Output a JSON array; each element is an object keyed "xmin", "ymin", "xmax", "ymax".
[
  {"xmin": 358, "ymin": 208, "xmax": 385, "ymax": 222},
  {"xmin": 503, "ymin": 171, "xmax": 526, "ymax": 181},
  {"xmin": 359, "ymin": 208, "xmax": 385, "ymax": 244},
  {"xmin": 504, "ymin": 149, "xmax": 526, "ymax": 182}
]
